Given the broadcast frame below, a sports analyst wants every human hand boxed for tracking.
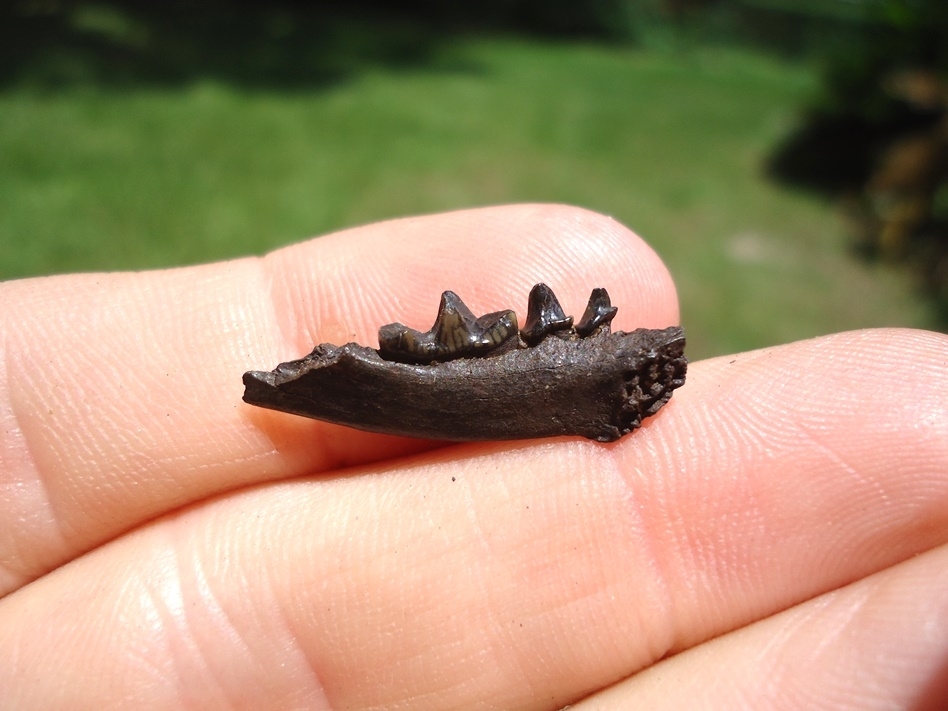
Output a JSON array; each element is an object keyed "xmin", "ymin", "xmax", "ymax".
[{"xmin": 1, "ymin": 205, "xmax": 946, "ymax": 709}]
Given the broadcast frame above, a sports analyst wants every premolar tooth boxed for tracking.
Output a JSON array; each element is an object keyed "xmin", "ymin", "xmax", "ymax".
[
  {"xmin": 575, "ymin": 288, "xmax": 618, "ymax": 337},
  {"xmin": 521, "ymin": 283, "xmax": 573, "ymax": 345}
]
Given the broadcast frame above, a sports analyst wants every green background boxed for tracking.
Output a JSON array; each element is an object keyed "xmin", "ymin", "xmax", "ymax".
[{"xmin": 1, "ymin": 4, "xmax": 939, "ymax": 359}]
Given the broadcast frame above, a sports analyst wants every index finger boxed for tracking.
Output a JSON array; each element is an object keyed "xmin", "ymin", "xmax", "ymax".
[{"xmin": 0, "ymin": 203, "xmax": 680, "ymax": 596}]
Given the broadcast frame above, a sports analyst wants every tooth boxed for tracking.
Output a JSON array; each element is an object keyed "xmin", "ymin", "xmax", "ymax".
[
  {"xmin": 521, "ymin": 283, "xmax": 573, "ymax": 345},
  {"xmin": 378, "ymin": 292, "xmax": 518, "ymax": 363},
  {"xmin": 576, "ymin": 288, "xmax": 618, "ymax": 337},
  {"xmin": 475, "ymin": 310, "xmax": 518, "ymax": 349}
]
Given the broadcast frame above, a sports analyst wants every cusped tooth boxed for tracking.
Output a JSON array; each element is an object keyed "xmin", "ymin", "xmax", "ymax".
[
  {"xmin": 379, "ymin": 291, "xmax": 518, "ymax": 363},
  {"xmin": 575, "ymin": 287, "xmax": 618, "ymax": 337},
  {"xmin": 435, "ymin": 291, "xmax": 478, "ymax": 353},
  {"xmin": 378, "ymin": 322, "xmax": 439, "ymax": 363},
  {"xmin": 378, "ymin": 321, "xmax": 409, "ymax": 357},
  {"xmin": 521, "ymin": 283, "xmax": 573, "ymax": 345},
  {"xmin": 473, "ymin": 309, "xmax": 519, "ymax": 350}
]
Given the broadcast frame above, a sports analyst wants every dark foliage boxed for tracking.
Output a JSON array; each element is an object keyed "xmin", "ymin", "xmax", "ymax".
[
  {"xmin": 768, "ymin": 100, "xmax": 945, "ymax": 195},
  {"xmin": 343, "ymin": 0, "xmax": 633, "ymax": 37},
  {"xmin": 764, "ymin": 0, "xmax": 948, "ymax": 323},
  {"xmin": 1, "ymin": 1, "xmax": 440, "ymax": 89},
  {"xmin": 0, "ymin": 0, "xmax": 636, "ymax": 90}
]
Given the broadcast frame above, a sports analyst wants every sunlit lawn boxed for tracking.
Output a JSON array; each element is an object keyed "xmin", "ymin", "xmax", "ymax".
[{"xmin": 0, "ymin": 36, "xmax": 936, "ymax": 358}]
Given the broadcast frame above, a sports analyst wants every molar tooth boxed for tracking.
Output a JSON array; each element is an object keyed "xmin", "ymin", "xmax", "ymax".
[
  {"xmin": 575, "ymin": 288, "xmax": 618, "ymax": 337},
  {"xmin": 378, "ymin": 321, "xmax": 409, "ymax": 355},
  {"xmin": 521, "ymin": 283, "xmax": 573, "ymax": 345},
  {"xmin": 439, "ymin": 307, "xmax": 468, "ymax": 351},
  {"xmin": 378, "ymin": 291, "xmax": 518, "ymax": 363},
  {"xmin": 475, "ymin": 310, "xmax": 519, "ymax": 348},
  {"xmin": 435, "ymin": 291, "xmax": 477, "ymax": 350},
  {"xmin": 378, "ymin": 322, "xmax": 438, "ymax": 363}
]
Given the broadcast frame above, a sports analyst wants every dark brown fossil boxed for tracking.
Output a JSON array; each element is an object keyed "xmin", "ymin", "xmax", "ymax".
[
  {"xmin": 521, "ymin": 283, "xmax": 573, "ymax": 345},
  {"xmin": 243, "ymin": 284, "xmax": 686, "ymax": 442},
  {"xmin": 378, "ymin": 290, "xmax": 519, "ymax": 365}
]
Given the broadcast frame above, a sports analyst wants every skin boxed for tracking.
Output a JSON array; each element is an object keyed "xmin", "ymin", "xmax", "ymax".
[{"xmin": 0, "ymin": 204, "xmax": 946, "ymax": 710}]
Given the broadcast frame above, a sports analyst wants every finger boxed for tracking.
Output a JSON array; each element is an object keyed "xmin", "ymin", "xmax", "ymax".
[
  {"xmin": 1, "ymin": 329, "xmax": 945, "ymax": 709},
  {"xmin": 0, "ymin": 203, "xmax": 678, "ymax": 596},
  {"xmin": 572, "ymin": 541, "xmax": 948, "ymax": 710},
  {"xmin": 643, "ymin": 328, "xmax": 948, "ymax": 649}
]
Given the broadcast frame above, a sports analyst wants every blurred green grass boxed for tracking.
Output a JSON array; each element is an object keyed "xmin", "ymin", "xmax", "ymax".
[{"xmin": 0, "ymin": 37, "xmax": 936, "ymax": 358}]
